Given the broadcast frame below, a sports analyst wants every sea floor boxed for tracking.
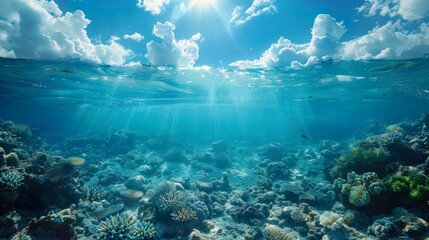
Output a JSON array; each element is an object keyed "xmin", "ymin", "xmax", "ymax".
[{"xmin": 1, "ymin": 115, "xmax": 429, "ymax": 240}]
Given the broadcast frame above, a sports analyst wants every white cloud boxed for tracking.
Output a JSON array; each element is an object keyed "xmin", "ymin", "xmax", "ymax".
[
  {"xmin": 137, "ymin": 0, "xmax": 170, "ymax": 15},
  {"xmin": 229, "ymin": 0, "xmax": 277, "ymax": 26},
  {"xmin": 358, "ymin": 0, "xmax": 429, "ymax": 20},
  {"xmin": 398, "ymin": 0, "xmax": 429, "ymax": 20},
  {"xmin": 146, "ymin": 21, "xmax": 202, "ymax": 68},
  {"xmin": 0, "ymin": 0, "xmax": 131, "ymax": 65},
  {"xmin": 230, "ymin": 14, "xmax": 343, "ymax": 68},
  {"xmin": 124, "ymin": 32, "xmax": 144, "ymax": 42},
  {"xmin": 230, "ymin": 14, "xmax": 429, "ymax": 69},
  {"xmin": 341, "ymin": 21, "xmax": 429, "ymax": 59}
]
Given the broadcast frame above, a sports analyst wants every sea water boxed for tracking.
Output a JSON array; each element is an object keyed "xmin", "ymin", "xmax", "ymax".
[
  {"xmin": 1, "ymin": 57, "xmax": 429, "ymax": 239},
  {"xmin": 1, "ymin": 57, "xmax": 428, "ymax": 141}
]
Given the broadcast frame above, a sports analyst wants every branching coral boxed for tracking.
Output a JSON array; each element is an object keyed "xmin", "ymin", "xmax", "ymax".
[
  {"xmin": 0, "ymin": 170, "xmax": 24, "ymax": 191},
  {"xmin": 82, "ymin": 185, "xmax": 105, "ymax": 202},
  {"xmin": 97, "ymin": 213, "xmax": 136, "ymax": 240},
  {"xmin": 156, "ymin": 191, "xmax": 186, "ymax": 215},
  {"xmin": 132, "ymin": 221, "xmax": 156, "ymax": 240},
  {"xmin": 171, "ymin": 207, "xmax": 197, "ymax": 222}
]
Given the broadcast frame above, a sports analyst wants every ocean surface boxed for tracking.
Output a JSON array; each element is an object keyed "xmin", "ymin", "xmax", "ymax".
[
  {"xmin": 1, "ymin": 57, "xmax": 429, "ymax": 239},
  {"xmin": 1, "ymin": 57, "xmax": 428, "ymax": 141}
]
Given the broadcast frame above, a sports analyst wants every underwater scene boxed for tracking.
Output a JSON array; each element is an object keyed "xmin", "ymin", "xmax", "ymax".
[{"xmin": 1, "ymin": 57, "xmax": 429, "ymax": 240}]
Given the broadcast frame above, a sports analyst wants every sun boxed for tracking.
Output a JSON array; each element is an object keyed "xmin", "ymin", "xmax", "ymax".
[{"xmin": 190, "ymin": 0, "xmax": 217, "ymax": 9}]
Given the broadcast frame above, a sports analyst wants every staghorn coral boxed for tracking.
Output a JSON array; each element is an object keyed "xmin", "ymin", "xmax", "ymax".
[
  {"xmin": 156, "ymin": 190, "xmax": 186, "ymax": 216},
  {"xmin": 0, "ymin": 170, "xmax": 24, "ymax": 191},
  {"xmin": 97, "ymin": 213, "xmax": 136, "ymax": 240},
  {"xmin": 82, "ymin": 185, "xmax": 105, "ymax": 202},
  {"xmin": 171, "ymin": 207, "xmax": 197, "ymax": 222},
  {"xmin": 132, "ymin": 221, "xmax": 156, "ymax": 240},
  {"xmin": 319, "ymin": 211, "xmax": 343, "ymax": 230},
  {"xmin": 264, "ymin": 225, "xmax": 297, "ymax": 240}
]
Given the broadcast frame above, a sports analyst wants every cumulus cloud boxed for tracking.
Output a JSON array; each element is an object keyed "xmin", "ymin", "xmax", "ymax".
[
  {"xmin": 358, "ymin": 0, "xmax": 429, "ymax": 20},
  {"xmin": 137, "ymin": 0, "xmax": 170, "ymax": 15},
  {"xmin": 230, "ymin": 14, "xmax": 429, "ymax": 68},
  {"xmin": 341, "ymin": 21, "xmax": 429, "ymax": 59},
  {"xmin": 230, "ymin": 14, "xmax": 344, "ymax": 68},
  {"xmin": 0, "ymin": 0, "xmax": 131, "ymax": 65},
  {"xmin": 229, "ymin": 0, "xmax": 277, "ymax": 26},
  {"xmin": 123, "ymin": 32, "xmax": 144, "ymax": 42},
  {"xmin": 146, "ymin": 21, "xmax": 202, "ymax": 68}
]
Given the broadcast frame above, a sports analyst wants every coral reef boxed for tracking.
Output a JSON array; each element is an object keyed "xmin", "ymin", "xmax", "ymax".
[
  {"xmin": 133, "ymin": 221, "xmax": 156, "ymax": 239},
  {"xmin": 82, "ymin": 185, "xmax": 105, "ymax": 202},
  {"xmin": 12, "ymin": 206, "xmax": 77, "ymax": 240},
  {"xmin": 319, "ymin": 211, "xmax": 343, "ymax": 230},
  {"xmin": 0, "ymin": 170, "xmax": 24, "ymax": 191},
  {"xmin": 334, "ymin": 171, "xmax": 386, "ymax": 210},
  {"xmin": 264, "ymin": 225, "xmax": 297, "ymax": 240},
  {"xmin": 97, "ymin": 213, "xmax": 137, "ymax": 240},
  {"xmin": 330, "ymin": 140, "xmax": 390, "ymax": 178},
  {"xmin": 1, "ymin": 115, "xmax": 429, "ymax": 239}
]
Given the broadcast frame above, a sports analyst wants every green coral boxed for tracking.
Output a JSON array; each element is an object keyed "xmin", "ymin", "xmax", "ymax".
[
  {"xmin": 132, "ymin": 221, "xmax": 156, "ymax": 239},
  {"xmin": 82, "ymin": 185, "xmax": 105, "ymax": 202},
  {"xmin": 97, "ymin": 213, "xmax": 156, "ymax": 240},
  {"xmin": 385, "ymin": 175, "xmax": 429, "ymax": 200},
  {"xmin": 331, "ymin": 140, "xmax": 390, "ymax": 178},
  {"xmin": 349, "ymin": 185, "xmax": 370, "ymax": 207},
  {"xmin": 97, "ymin": 213, "xmax": 136, "ymax": 240},
  {"xmin": 0, "ymin": 170, "xmax": 24, "ymax": 191},
  {"xmin": 334, "ymin": 171, "xmax": 385, "ymax": 207}
]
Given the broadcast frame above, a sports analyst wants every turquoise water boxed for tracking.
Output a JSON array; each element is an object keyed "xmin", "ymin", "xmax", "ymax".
[
  {"xmin": 0, "ymin": 57, "xmax": 428, "ymax": 141},
  {"xmin": 1, "ymin": 57, "xmax": 429, "ymax": 239}
]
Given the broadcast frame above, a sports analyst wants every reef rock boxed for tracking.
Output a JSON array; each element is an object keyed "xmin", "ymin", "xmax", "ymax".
[{"xmin": 12, "ymin": 206, "xmax": 77, "ymax": 240}]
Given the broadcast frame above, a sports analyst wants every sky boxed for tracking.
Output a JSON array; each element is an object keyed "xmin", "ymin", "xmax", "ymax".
[{"xmin": 0, "ymin": 0, "xmax": 428, "ymax": 68}]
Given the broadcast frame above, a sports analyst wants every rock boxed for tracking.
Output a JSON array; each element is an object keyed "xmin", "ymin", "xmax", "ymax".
[
  {"xmin": 196, "ymin": 181, "xmax": 213, "ymax": 192},
  {"xmin": 12, "ymin": 148, "xmax": 29, "ymax": 160},
  {"xmin": 12, "ymin": 206, "xmax": 77, "ymax": 240},
  {"xmin": 0, "ymin": 211, "xmax": 21, "ymax": 237},
  {"xmin": 392, "ymin": 208, "xmax": 429, "ymax": 238},
  {"xmin": 299, "ymin": 192, "xmax": 317, "ymax": 205},
  {"xmin": 259, "ymin": 144, "xmax": 283, "ymax": 162},
  {"xmin": 164, "ymin": 148, "xmax": 188, "ymax": 162},
  {"xmin": 266, "ymin": 161, "xmax": 290, "ymax": 180},
  {"xmin": 5, "ymin": 152, "xmax": 19, "ymax": 167},
  {"xmin": 213, "ymin": 152, "xmax": 230, "ymax": 168},
  {"xmin": 188, "ymin": 228, "xmax": 209, "ymax": 240},
  {"xmin": 228, "ymin": 203, "xmax": 269, "ymax": 225},
  {"xmin": 212, "ymin": 140, "xmax": 228, "ymax": 154},
  {"xmin": 124, "ymin": 175, "xmax": 147, "ymax": 190},
  {"xmin": 387, "ymin": 142, "xmax": 423, "ymax": 165},
  {"xmin": 280, "ymin": 184, "xmax": 304, "ymax": 202},
  {"xmin": 105, "ymin": 131, "xmax": 136, "ymax": 154}
]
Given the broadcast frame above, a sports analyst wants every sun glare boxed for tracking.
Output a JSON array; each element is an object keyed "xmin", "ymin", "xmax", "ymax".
[{"xmin": 191, "ymin": 0, "xmax": 217, "ymax": 8}]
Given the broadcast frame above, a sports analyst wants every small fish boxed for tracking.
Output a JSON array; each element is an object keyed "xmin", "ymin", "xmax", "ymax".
[
  {"xmin": 382, "ymin": 93, "xmax": 387, "ymax": 96},
  {"xmin": 300, "ymin": 134, "xmax": 309, "ymax": 139}
]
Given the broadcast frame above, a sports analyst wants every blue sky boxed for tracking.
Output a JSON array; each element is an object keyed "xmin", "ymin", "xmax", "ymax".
[{"xmin": 0, "ymin": 0, "xmax": 428, "ymax": 68}]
